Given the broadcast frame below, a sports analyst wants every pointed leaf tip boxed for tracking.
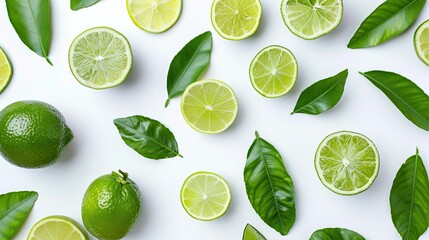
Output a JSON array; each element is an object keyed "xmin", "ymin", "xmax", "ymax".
[{"xmin": 255, "ymin": 131, "xmax": 259, "ymax": 138}]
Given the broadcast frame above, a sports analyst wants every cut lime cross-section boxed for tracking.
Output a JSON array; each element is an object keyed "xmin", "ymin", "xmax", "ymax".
[
  {"xmin": 0, "ymin": 47, "xmax": 12, "ymax": 93},
  {"xmin": 27, "ymin": 216, "xmax": 88, "ymax": 240},
  {"xmin": 315, "ymin": 131, "xmax": 379, "ymax": 195},
  {"xmin": 414, "ymin": 19, "xmax": 429, "ymax": 66}
]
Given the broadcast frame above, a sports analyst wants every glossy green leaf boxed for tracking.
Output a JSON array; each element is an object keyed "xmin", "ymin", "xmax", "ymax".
[
  {"xmin": 244, "ymin": 131, "xmax": 296, "ymax": 236},
  {"xmin": 390, "ymin": 149, "xmax": 429, "ymax": 240},
  {"xmin": 243, "ymin": 224, "xmax": 267, "ymax": 240},
  {"xmin": 6, "ymin": 0, "xmax": 52, "ymax": 65},
  {"xmin": 360, "ymin": 70, "xmax": 429, "ymax": 131},
  {"xmin": 0, "ymin": 191, "xmax": 38, "ymax": 239},
  {"xmin": 114, "ymin": 115, "xmax": 182, "ymax": 160},
  {"xmin": 348, "ymin": 0, "xmax": 425, "ymax": 48},
  {"xmin": 292, "ymin": 69, "xmax": 347, "ymax": 115},
  {"xmin": 71, "ymin": 0, "xmax": 101, "ymax": 10},
  {"xmin": 309, "ymin": 228, "xmax": 366, "ymax": 240},
  {"xmin": 165, "ymin": 31, "xmax": 212, "ymax": 107}
]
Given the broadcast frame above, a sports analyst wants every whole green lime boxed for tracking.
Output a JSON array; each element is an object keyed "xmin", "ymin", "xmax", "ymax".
[
  {"xmin": 82, "ymin": 170, "xmax": 142, "ymax": 240},
  {"xmin": 0, "ymin": 100, "xmax": 73, "ymax": 168}
]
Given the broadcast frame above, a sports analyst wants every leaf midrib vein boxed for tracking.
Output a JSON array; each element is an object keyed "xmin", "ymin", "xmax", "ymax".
[
  {"xmin": 405, "ymin": 155, "xmax": 419, "ymax": 240},
  {"xmin": 26, "ymin": 0, "xmax": 48, "ymax": 58},
  {"xmin": 0, "ymin": 195, "xmax": 36, "ymax": 222}
]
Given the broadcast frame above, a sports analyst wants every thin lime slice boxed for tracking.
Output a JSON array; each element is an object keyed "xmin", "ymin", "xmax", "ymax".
[
  {"xmin": 180, "ymin": 171, "xmax": 231, "ymax": 221},
  {"xmin": 315, "ymin": 131, "xmax": 380, "ymax": 195},
  {"xmin": 281, "ymin": 0, "xmax": 343, "ymax": 40},
  {"xmin": 180, "ymin": 79, "xmax": 238, "ymax": 134},
  {"xmin": 27, "ymin": 216, "xmax": 88, "ymax": 240},
  {"xmin": 68, "ymin": 27, "xmax": 133, "ymax": 89},
  {"xmin": 211, "ymin": 0, "xmax": 262, "ymax": 40},
  {"xmin": 0, "ymin": 47, "xmax": 12, "ymax": 93},
  {"xmin": 127, "ymin": 0, "xmax": 182, "ymax": 33},
  {"xmin": 414, "ymin": 19, "xmax": 429, "ymax": 66},
  {"xmin": 249, "ymin": 45, "xmax": 298, "ymax": 98}
]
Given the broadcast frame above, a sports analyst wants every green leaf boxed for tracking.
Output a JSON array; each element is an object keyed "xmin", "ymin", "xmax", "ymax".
[
  {"xmin": 6, "ymin": 0, "xmax": 52, "ymax": 65},
  {"xmin": 292, "ymin": 69, "xmax": 348, "ymax": 115},
  {"xmin": 0, "ymin": 191, "xmax": 38, "ymax": 239},
  {"xmin": 114, "ymin": 115, "xmax": 182, "ymax": 160},
  {"xmin": 165, "ymin": 31, "xmax": 212, "ymax": 107},
  {"xmin": 309, "ymin": 228, "xmax": 366, "ymax": 240},
  {"xmin": 244, "ymin": 131, "xmax": 296, "ymax": 236},
  {"xmin": 390, "ymin": 149, "xmax": 429, "ymax": 240},
  {"xmin": 360, "ymin": 70, "xmax": 429, "ymax": 131},
  {"xmin": 243, "ymin": 224, "xmax": 267, "ymax": 240},
  {"xmin": 71, "ymin": 0, "xmax": 101, "ymax": 10},
  {"xmin": 348, "ymin": 0, "xmax": 425, "ymax": 48}
]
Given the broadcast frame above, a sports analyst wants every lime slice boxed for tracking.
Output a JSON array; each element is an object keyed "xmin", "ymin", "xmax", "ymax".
[
  {"xmin": 0, "ymin": 47, "xmax": 12, "ymax": 93},
  {"xmin": 211, "ymin": 0, "xmax": 262, "ymax": 40},
  {"xmin": 127, "ymin": 0, "xmax": 182, "ymax": 33},
  {"xmin": 180, "ymin": 79, "xmax": 238, "ymax": 134},
  {"xmin": 315, "ymin": 131, "xmax": 380, "ymax": 195},
  {"xmin": 27, "ymin": 216, "xmax": 88, "ymax": 240},
  {"xmin": 68, "ymin": 27, "xmax": 133, "ymax": 89},
  {"xmin": 249, "ymin": 45, "xmax": 298, "ymax": 98},
  {"xmin": 281, "ymin": 0, "xmax": 343, "ymax": 40},
  {"xmin": 414, "ymin": 19, "xmax": 429, "ymax": 66},
  {"xmin": 180, "ymin": 171, "xmax": 231, "ymax": 221}
]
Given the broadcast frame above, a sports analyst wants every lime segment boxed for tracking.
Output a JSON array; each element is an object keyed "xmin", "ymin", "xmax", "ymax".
[
  {"xmin": 27, "ymin": 216, "xmax": 88, "ymax": 240},
  {"xmin": 0, "ymin": 47, "xmax": 12, "ymax": 93},
  {"xmin": 414, "ymin": 19, "xmax": 429, "ymax": 66}
]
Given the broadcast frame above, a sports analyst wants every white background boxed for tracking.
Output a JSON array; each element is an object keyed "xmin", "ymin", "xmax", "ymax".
[{"xmin": 1, "ymin": 0, "xmax": 429, "ymax": 239}]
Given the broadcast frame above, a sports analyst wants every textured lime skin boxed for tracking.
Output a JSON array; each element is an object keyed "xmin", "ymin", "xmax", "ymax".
[
  {"xmin": 82, "ymin": 171, "xmax": 142, "ymax": 240},
  {"xmin": 0, "ymin": 101, "xmax": 73, "ymax": 168}
]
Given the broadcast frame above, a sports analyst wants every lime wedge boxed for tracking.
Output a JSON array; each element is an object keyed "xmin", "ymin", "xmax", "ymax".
[
  {"xmin": 243, "ymin": 224, "xmax": 267, "ymax": 240},
  {"xmin": 281, "ymin": 0, "xmax": 343, "ymax": 40},
  {"xmin": 0, "ymin": 47, "xmax": 12, "ymax": 93},
  {"xmin": 127, "ymin": 0, "xmax": 182, "ymax": 33},
  {"xmin": 68, "ymin": 27, "xmax": 133, "ymax": 89},
  {"xmin": 249, "ymin": 45, "xmax": 298, "ymax": 98},
  {"xmin": 180, "ymin": 79, "xmax": 238, "ymax": 134},
  {"xmin": 315, "ymin": 131, "xmax": 380, "ymax": 195},
  {"xmin": 180, "ymin": 171, "xmax": 231, "ymax": 221},
  {"xmin": 414, "ymin": 19, "xmax": 429, "ymax": 66},
  {"xmin": 27, "ymin": 216, "xmax": 88, "ymax": 240},
  {"xmin": 211, "ymin": 0, "xmax": 262, "ymax": 40}
]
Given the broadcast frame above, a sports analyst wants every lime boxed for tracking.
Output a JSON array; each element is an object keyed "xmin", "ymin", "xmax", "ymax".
[
  {"xmin": 243, "ymin": 223, "xmax": 266, "ymax": 240},
  {"xmin": 249, "ymin": 45, "xmax": 298, "ymax": 98},
  {"xmin": 0, "ymin": 101, "xmax": 73, "ymax": 168},
  {"xmin": 180, "ymin": 171, "xmax": 231, "ymax": 221},
  {"xmin": 414, "ymin": 19, "xmax": 429, "ymax": 66},
  {"xmin": 127, "ymin": 0, "xmax": 182, "ymax": 33},
  {"xmin": 315, "ymin": 131, "xmax": 380, "ymax": 195},
  {"xmin": 180, "ymin": 79, "xmax": 238, "ymax": 134},
  {"xmin": 0, "ymin": 47, "xmax": 12, "ymax": 93},
  {"xmin": 82, "ymin": 170, "xmax": 142, "ymax": 240},
  {"xmin": 27, "ymin": 216, "xmax": 88, "ymax": 240},
  {"xmin": 281, "ymin": 0, "xmax": 343, "ymax": 40},
  {"xmin": 211, "ymin": 0, "xmax": 262, "ymax": 40},
  {"xmin": 68, "ymin": 27, "xmax": 133, "ymax": 89}
]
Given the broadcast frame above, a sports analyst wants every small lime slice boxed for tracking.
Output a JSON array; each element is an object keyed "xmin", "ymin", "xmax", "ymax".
[
  {"xmin": 0, "ymin": 47, "xmax": 12, "ymax": 93},
  {"xmin": 243, "ymin": 224, "xmax": 267, "ymax": 240},
  {"xmin": 180, "ymin": 171, "xmax": 231, "ymax": 221},
  {"xmin": 180, "ymin": 79, "xmax": 238, "ymax": 134},
  {"xmin": 68, "ymin": 27, "xmax": 133, "ymax": 89},
  {"xmin": 414, "ymin": 19, "xmax": 429, "ymax": 66},
  {"xmin": 211, "ymin": 0, "xmax": 262, "ymax": 40},
  {"xmin": 27, "ymin": 216, "xmax": 88, "ymax": 240},
  {"xmin": 315, "ymin": 131, "xmax": 380, "ymax": 195},
  {"xmin": 281, "ymin": 0, "xmax": 343, "ymax": 40},
  {"xmin": 127, "ymin": 0, "xmax": 182, "ymax": 33},
  {"xmin": 249, "ymin": 45, "xmax": 298, "ymax": 98}
]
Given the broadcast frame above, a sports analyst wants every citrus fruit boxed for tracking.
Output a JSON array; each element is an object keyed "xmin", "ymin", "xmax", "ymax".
[
  {"xmin": 0, "ymin": 47, "xmax": 12, "ymax": 94},
  {"xmin": 281, "ymin": 0, "xmax": 343, "ymax": 40},
  {"xmin": 180, "ymin": 171, "xmax": 231, "ymax": 221},
  {"xmin": 68, "ymin": 27, "xmax": 133, "ymax": 89},
  {"xmin": 81, "ymin": 170, "xmax": 142, "ymax": 239},
  {"xmin": 127, "ymin": 0, "xmax": 182, "ymax": 33},
  {"xmin": 249, "ymin": 45, "xmax": 298, "ymax": 98},
  {"xmin": 180, "ymin": 79, "xmax": 238, "ymax": 134},
  {"xmin": 315, "ymin": 131, "xmax": 380, "ymax": 195},
  {"xmin": 27, "ymin": 216, "xmax": 88, "ymax": 240},
  {"xmin": 0, "ymin": 101, "xmax": 73, "ymax": 168},
  {"xmin": 211, "ymin": 0, "xmax": 262, "ymax": 40},
  {"xmin": 414, "ymin": 19, "xmax": 429, "ymax": 66},
  {"xmin": 243, "ymin": 223, "xmax": 266, "ymax": 240}
]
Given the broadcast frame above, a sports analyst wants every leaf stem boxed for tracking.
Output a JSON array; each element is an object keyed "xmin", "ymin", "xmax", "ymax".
[
  {"xmin": 164, "ymin": 98, "xmax": 170, "ymax": 108},
  {"xmin": 46, "ymin": 57, "xmax": 53, "ymax": 66}
]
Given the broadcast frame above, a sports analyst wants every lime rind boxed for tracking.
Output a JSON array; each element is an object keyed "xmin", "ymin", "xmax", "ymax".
[
  {"xmin": 0, "ymin": 47, "xmax": 13, "ymax": 93},
  {"xmin": 414, "ymin": 19, "xmax": 429, "ymax": 66},
  {"xmin": 27, "ymin": 216, "xmax": 88, "ymax": 240}
]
